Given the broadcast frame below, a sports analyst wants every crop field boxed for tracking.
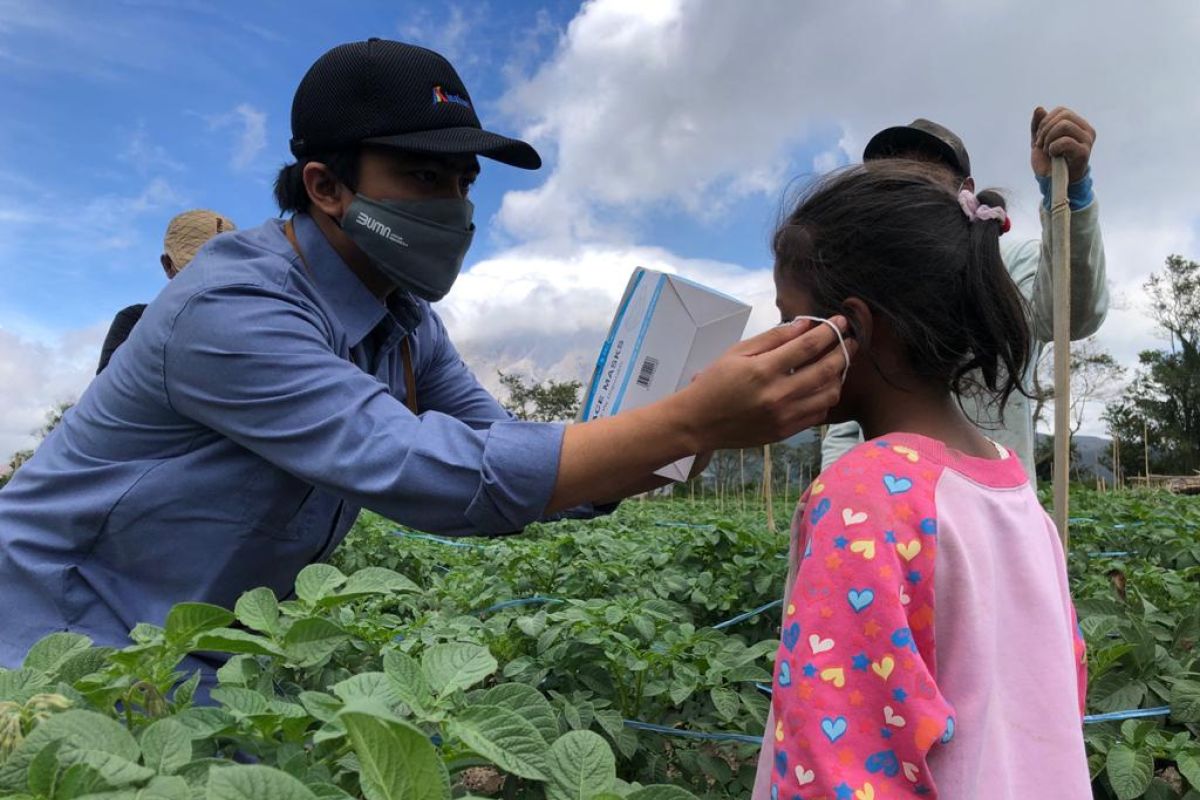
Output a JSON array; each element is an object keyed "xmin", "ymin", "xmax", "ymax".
[{"xmin": 0, "ymin": 490, "xmax": 1198, "ymax": 799}]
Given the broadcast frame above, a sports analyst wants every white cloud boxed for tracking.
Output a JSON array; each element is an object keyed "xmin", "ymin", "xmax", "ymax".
[
  {"xmin": 120, "ymin": 122, "xmax": 185, "ymax": 175},
  {"xmin": 499, "ymin": 0, "xmax": 1200, "ymax": 253},
  {"xmin": 0, "ymin": 324, "xmax": 106, "ymax": 458},
  {"xmin": 208, "ymin": 104, "xmax": 268, "ymax": 172},
  {"xmin": 472, "ymin": 0, "xmax": 1200, "ymax": 435},
  {"xmin": 398, "ymin": 4, "xmax": 480, "ymax": 65},
  {"xmin": 440, "ymin": 241, "xmax": 781, "ymax": 399},
  {"xmin": 76, "ymin": 178, "xmax": 188, "ymax": 252}
]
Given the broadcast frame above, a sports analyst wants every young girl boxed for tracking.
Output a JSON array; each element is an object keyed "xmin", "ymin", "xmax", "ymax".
[{"xmin": 753, "ymin": 161, "xmax": 1089, "ymax": 799}]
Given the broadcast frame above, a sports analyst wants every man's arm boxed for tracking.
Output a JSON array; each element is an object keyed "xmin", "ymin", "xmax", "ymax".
[
  {"xmin": 1021, "ymin": 106, "xmax": 1109, "ymax": 343},
  {"xmin": 418, "ymin": 307, "xmax": 853, "ymax": 514},
  {"xmin": 164, "ymin": 285, "xmax": 564, "ymax": 537},
  {"xmin": 167, "ymin": 285, "xmax": 852, "ymax": 533},
  {"xmin": 417, "ymin": 309, "xmax": 622, "ymax": 521},
  {"xmin": 547, "ymin": 320, "xmax": 853, "ymax": 513}
]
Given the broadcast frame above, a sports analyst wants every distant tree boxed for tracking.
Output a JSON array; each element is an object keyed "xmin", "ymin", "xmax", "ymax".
[
  {"xmin": 498, "ymin": 371, "xmax": 582, "ymax": 422},
  {"xmin": 0, "ymin": 400, "xmax": 75, "ymax": 489},
  {"xmin": 1103, "ymin": 255, "xmax": 1200, "ymax": 475},
  {"xmin": 1031, "ymin": 337, "xmax": 1126, "ymax": 437}
]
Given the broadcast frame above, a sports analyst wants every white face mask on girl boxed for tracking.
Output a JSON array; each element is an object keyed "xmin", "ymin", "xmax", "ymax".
[{"xmin": 779, "ymin": 316, "xmax": 852, "ymax": 384}]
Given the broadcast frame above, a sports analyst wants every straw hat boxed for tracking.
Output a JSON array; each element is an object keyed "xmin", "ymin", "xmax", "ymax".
[{"xmin": 163, "ymin": 209, "xmax": 236, "ymax": 270}]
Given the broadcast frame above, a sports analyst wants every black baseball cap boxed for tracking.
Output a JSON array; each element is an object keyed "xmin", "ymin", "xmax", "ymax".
[
  {"xmin": 289, "ymin": 38, "xmax": 541, "ymax": 170},
  {"xmin": 863, "ymin": 118, "xmax": 971, "ymax": 179}
]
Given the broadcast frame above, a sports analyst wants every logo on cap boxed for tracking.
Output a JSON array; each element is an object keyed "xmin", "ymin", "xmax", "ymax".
[{"xmin": 432, "ymin": 85, "xmax": 471, "ymax": 110}]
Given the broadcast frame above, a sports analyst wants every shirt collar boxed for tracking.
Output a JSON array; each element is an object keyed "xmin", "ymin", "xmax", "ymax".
[{"xmin": 288, "ymin": 213, "xmax": 422, "ymax": 347}]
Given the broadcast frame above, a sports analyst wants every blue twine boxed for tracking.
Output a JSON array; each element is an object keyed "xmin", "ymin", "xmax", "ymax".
[
  {"xmin": 653, "ymin": 521, "xmax": 718, "ymax": 531},
  {"xmin": 392, "ymin": 529, "xmax": 485, "ymax": 548},
  {"xmin": 714, "ymin": 600, "xmax": 783, "ymax": 630},
  {"xmin": 1088, "ymin": 551, "xmax": 1131, "ymax": 559},
  {"xmin": 1082, "ymin": 706, "xmax": 1171, "ymax": 724},
  {"xmin": 752, "ymin": 683, "xmax": 1168, "ymax": 727},
  {"xmin": 623, "ymin": 719, "xmax": 762, "ymax": 745},
  {"xmin": 476, "ymin": 596, "xmax": 563, "ymax": 615},
  {"xmin": 623, "ymin": 707, "xmax": 1172, "ymax": 749}
]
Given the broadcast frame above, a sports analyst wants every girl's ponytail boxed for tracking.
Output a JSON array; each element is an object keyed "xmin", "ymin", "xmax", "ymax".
[{"xmin": 955, "ymin": 189, "xmax": 1030, "ymax": 409}]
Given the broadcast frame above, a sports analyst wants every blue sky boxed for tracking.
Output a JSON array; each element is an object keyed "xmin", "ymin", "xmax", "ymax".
[
  {"xmin": 2, "ymin": 0, "xmax": 1197, "ymax": 454},
  {"xmin": 0, "ymin": 0, "xmax": 817, "ymax": 336}
]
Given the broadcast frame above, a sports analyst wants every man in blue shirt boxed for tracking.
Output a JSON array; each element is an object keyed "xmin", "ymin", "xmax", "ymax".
[{"xmin": 0, "ymin": 40, "xmax": 852, "ymax": 668}]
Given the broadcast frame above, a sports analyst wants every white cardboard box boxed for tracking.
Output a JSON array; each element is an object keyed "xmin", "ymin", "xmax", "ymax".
[{"xmin": 580, "ymin": 267, "xmax": 752, "ymax": 481}]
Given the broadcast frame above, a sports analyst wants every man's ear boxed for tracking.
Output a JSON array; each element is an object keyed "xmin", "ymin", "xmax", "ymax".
[
  {"xmin": 161, "ymin": 254, "xmax": 175, "ymax": 279},
  {"xmin": 302, "ymin": 162, "xmax": 351, "ymax": 221}
]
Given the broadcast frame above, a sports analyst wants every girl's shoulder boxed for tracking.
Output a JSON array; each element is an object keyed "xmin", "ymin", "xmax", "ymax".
[{"xmin": 815, "ymin": 431, "xmax": 1027, "ymax": 497}]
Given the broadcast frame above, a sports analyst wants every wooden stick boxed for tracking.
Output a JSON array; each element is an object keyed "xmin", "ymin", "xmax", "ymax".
[
  {"xmin": 1051, "ymin": 156, "xmax": 1072, "ymax": 550},
  {"xmin": 764, "ymin": 445, "xmax": 776, "ymax": 533},
  {"xmin": 1144, "ymin": 420, "xmax": 1151, "ymax": 479},
  {"xmin": 1111, "ymin": 437, "xmax": 1117, "ymax": 489},
  {"xmin": 739, "ymin": 448, "xmax": 746, "ymax": 512}
]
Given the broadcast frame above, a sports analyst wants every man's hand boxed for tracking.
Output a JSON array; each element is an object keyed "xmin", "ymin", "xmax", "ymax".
[
  {"xmin": 1031, "ymin": 106, "xmax": 1095, "ymax": 183},
  {"xmin": 547, "ymin": 319, "xmax": 854, "ymax": 515},
  {"xmin": 672, "ymin": 318, "xmax": 856, "ymax": 453}
]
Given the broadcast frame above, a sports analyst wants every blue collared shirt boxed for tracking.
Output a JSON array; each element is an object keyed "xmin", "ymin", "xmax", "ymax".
[{"xmin": 0, "ymin": 214, "xmax": 582, "ymax": 666}]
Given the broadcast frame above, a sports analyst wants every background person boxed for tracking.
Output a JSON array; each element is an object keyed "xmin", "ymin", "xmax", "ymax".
[
  {"xmin": 96, "ymin": 209, "xmax": 236, "ymax": 373},
  {"xmin": 821, "ymin": 109, "xmax": 1108, "ymax": 478}
]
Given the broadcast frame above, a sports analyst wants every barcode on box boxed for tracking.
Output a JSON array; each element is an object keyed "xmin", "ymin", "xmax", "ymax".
[{"xmin": 636, "ymin": 356, "xmax": 659, "ymax": 389}]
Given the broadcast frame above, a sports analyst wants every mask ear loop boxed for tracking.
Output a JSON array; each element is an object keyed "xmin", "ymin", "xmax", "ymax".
[{"xmin": 779, "ymin": 316, "xmax": 852, "ymax": 384}]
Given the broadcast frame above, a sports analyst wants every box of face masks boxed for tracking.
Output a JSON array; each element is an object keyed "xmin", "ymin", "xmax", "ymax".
[{"xmin": 580, "ymin": 267, "xmax": 753, "ymax": 482}]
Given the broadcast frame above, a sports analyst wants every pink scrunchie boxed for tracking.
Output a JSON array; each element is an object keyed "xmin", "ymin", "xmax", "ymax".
[{"xmin": 958, "ymin": 189, "xmax": 1008, "ymax": 225}]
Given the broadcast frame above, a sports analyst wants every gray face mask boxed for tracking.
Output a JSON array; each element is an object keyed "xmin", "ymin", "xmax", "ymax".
[{"xmin": 341, "ymin": 194, "xmax": 475, "ymax": 302}]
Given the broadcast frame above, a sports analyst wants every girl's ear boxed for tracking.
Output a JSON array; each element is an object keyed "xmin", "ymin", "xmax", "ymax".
[{"xmin": 841, "ymin": 297, "xmax": 873, "ymax": 349}]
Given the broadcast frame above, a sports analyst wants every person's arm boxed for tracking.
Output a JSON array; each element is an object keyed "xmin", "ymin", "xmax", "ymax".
[
  {"xmin": 165, "ymin": 285, "xmax": 851, "ymax": 534},
  {"xmin": 164, "ymin": 284, "xmax": 565, "ymax": 537},
  {"xmin": 1022, "ymin": 106, "xmax": 1109, "ymax": 343},
  {"xmin": 417, "ymin": 310, "xmax": 622, "ymax": 522},
  {"xmin": 547, "ymin": 319, "xmax": 854, "ymax": 512},
  {"xmin": 770, "ymin": 461, "xmax": 955, "ymax": 798},
  {"xmin": 415, "ymin": 310, "xmax": 516, "ymax": 430},
  {"xmin": 96, "ymin": 304, "xmax": 147, "ymax": 374}
]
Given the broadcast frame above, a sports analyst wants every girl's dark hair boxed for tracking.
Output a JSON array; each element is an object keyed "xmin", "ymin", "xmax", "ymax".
[
  {"xmin": 272, "ymin": 148, "xmax": 362, "ymax": 214},
  {"xmin": 773, "ymin": 159, "xmax": 1030, "ymax": 410}
]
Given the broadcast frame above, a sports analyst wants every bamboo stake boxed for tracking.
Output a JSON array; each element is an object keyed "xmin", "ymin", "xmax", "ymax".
[
  {"xmin": 784, "ymin": 464, "xmax": 792, "ymax": 509},
  {"xmin": 1114, "ymin": 433, "xmax": 1122, "ymax": 489},
  {"xmin": 739, "ymin": 449, "xmax": 746, "ymax": 512},
  {"xmin": 1111, "ymin": 437, "xmax": 1117, "ymax": 489},
  {"xmin": 1050, "ymin": 156, "xmax": 1071, "ymax": 550},
  {"xmin": 1144, "ymin": 420, "xmax": 1151, "ymax": 480},
  {"xmin": 764, "ymin": 444, "xmax": 776, "ymax": 533}
]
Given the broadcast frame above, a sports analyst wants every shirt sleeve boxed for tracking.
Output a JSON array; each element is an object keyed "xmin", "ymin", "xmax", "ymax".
[
  {"xmin": 770, "ymin": 452, "xmax": 955, "ymax": 799},
  {"xmin": 417, "ymin": 309, "xmax": 618, "ymax": 524},
  {"xmin": 162, "ymin": 283, "xmax": 564, "ymax": 536},
  {"xmin": 821, "ymin": 422, "xmax": 865, "ymax": 472},
  {"xmin": 418, "ymin": 310, "xmax": 514, "ymax": 429},
  {"xmin": 1012, "ymin": 190, "xmax": 1109, "ymax": 344}
]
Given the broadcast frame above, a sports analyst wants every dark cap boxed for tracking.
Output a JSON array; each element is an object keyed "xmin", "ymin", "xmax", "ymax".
[
  {"xmin": 289, "ymin": 38, "xmax": 541, "ymax": 169},
  {"xmin": 863, "ymin": 118, "xmax": 971, "ymax": 179}
]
